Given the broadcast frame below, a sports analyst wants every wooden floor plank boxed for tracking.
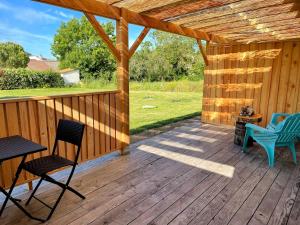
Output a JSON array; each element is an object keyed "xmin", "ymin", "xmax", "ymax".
[
  {"xmin": 287, "ymin": 189, "xmax": 300, "ymax": 225},
  {"xmin": 227, "ymin": 165, "xmax": 281, "ymax": 225},
  {"xmin": 56, "ymin": 127, "xmax": 234, "ymax": 225},
  {"xmin": 268, "ymin": 167, "xmax": 300, "ymax": 225},
  {"xmin": 188, "ymin": 153, "xmax": 265, "ymax": 225},
  {"xmin": 88, "ymin": 132, "xmax": 235, "ymax": 225},
  {"xmin": 154, "ymin": 149, "xmax": 256, "ymax": 225},
  {"xmin": 247, "ymin": 166, "xmax": 293, "ymax": 225},
  {"xmin": 92, "ymin": 138, "xmax": 239, "ymax": 225},
  {"xmin": 6, "ymin": 124, "xmax": 231, "ymax": 225},
  {"xmin": 127, "ymin": 146, "xmax": 243, "ymax": 225},
  {"xmin": 206, "ymin": 163, "xmax": 270, "ymax": 225}
]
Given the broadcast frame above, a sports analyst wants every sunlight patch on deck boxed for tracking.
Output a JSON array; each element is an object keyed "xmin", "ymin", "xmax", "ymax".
[
  {"xmin": 190, "ymin": 128, "xmax": 229, "ymax": 135},
  {"xmin": 175, "ymin": 133, "xmax": 217, "ymax": 143},
  {"xmin": 138, "ymin": 145, "xmax": 235, "ymax": 178},
  {"xmin": 159, "ymin": 140, "xmax": 204, "ymax": 152}
]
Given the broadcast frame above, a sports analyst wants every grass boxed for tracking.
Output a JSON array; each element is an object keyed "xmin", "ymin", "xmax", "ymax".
[
  {"xmin": 0, "ymin": 80, "xmax": 203, "ymax": 134},
  {"xmin": 130, "ymin": 91, "xmax": 202, "ymax": 134}
]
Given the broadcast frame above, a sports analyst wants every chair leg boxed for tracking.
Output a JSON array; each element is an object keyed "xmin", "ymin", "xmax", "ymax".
[
  {"xmin": 66, "ymin": 186, "xmax": 85, "ymax": 199},
  {"xmin": 26, "ymin": 177, "xmax": 44, "ymax": 206},
  {"xmin": 266, "ymin": 146, "xmax": 275, "ymax": 168},
  {"xmin": 243, "ymin": 132, "xmax": 250, "ymax": 153},
  {"xmin": 288, "ymin": 143, "xmax": 297, "ymax": 165},
  {"xmin": 43, "ymin": 175, "xmax": 85, "ymax": 199},
  {"xmin": 46, "ymin": 188, "xmax": 67, "ymax": 221}
]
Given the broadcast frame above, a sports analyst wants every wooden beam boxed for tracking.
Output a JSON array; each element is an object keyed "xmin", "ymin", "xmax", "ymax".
[
  {"xmin": 201, "ymin": 14, "xmax": 300, "ymax": 33},
  {"xmin": 169, "ymin": 0, "xmax": 291, "ymax": 24},
  {"xmin": 143, "ymin": 0, "xmax": 238, "ymax": 19},
  {"xmin": 116, "ymin": 8, "xmax": 130, "ymax": 152},
  {"xmin": 197, "ymin": 39, "xmax": 209, "ymax": 66},
  {"xmin": 84, "ymin": 12, "xmax": 121, "ymax": 61},
  {"xmin": 184, "ymin": 2, "xmax": 298, "ymax": 29},
  {"xmin": 206, "ymin": 18, "xmax": 300, "ymax": 37},
  {"xmin": 128, "ymin": 27, "xmax": 150, "ymax": 58},
  {"xmin": 35, "ymin": 0, "xmax": 211, "ymax": 41}
]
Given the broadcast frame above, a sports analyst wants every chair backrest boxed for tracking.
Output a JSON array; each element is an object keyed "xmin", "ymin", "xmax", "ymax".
[
  {"xmin": 56, "ymin": 119, "xmax": 85, "ymax": 147},
  {"xmin": 275, "ymin": 113, "xmax": 300, "ymax": 143}
]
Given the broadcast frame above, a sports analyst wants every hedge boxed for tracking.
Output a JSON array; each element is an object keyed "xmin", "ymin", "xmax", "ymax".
[{"xmin": 0, "ymin": 69, "xmax": 64, "ymax": 90}]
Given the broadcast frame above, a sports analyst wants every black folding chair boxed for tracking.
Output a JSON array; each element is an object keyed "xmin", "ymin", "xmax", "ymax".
[{"xmin": 23, "ymin": 119, "xmax": 85, "ymax": 221}]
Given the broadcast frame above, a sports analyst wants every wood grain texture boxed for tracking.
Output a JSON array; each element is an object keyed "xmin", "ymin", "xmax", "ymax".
[
  {"xmin": 0, "ymin": 91, "xmax": 121, "ymax": 189},
  {"xmin": 202, "ymin": 41, "xmax": 300, "ymax": 126},
  {"xmin": 1, "ymin": 120, "xmax": 299, "ymax": 225}
]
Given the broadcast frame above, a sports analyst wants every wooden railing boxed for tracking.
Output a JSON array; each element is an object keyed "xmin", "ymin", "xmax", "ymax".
[{"xmin": 0, "ymin": 90, "xmax": 122, "ymax": 188}]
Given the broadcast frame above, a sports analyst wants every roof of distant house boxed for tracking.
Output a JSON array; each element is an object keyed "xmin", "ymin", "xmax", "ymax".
[
  {"xmin": 27, "ymin": 56, "xmax": 59, "ymax": 72},
  {"xmin": 60, "ymin": 68, "xmax": 79, "ymax": 73}
]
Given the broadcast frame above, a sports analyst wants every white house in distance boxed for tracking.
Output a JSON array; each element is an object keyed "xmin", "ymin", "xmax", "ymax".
[
  {"xmin": 59, "ymin": 68, "xmax": 80, "ymax": 85},
  {"xmin": 27, "ymin": 55, "xmax": 80, "ymax": 85}
]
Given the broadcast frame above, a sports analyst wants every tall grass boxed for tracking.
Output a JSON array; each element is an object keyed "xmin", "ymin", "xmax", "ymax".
[
  {"xmin": 77, "ymin": 78, "xmax": 204, "ymax": 93},
  {"xmin": 130, "ymin": 80, "xmax": 203, "ymax": 92}
]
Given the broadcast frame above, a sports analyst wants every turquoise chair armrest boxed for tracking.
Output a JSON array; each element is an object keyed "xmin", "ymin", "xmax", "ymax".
[{"xmin": 245, "ymin": 123, "xmax": 274, "ymax": 134}]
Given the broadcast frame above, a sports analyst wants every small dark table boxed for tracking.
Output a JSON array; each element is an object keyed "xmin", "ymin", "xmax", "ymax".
[
  {"xmin": 0, "ymin": 135, "xmax": 47, "ymax": 222},
  {"xmin": 232, "ymin": 114, "xmax": 263, "ymax": 146}
]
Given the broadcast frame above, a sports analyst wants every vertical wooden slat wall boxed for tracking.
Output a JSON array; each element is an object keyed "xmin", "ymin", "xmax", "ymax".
[
  {"xmin": 202, "ymin": 41, "xmax": 300, "ymax": 126},
  {"xmin": 0, "ymin": 91, "xmax": 121, "ymax": 189}
]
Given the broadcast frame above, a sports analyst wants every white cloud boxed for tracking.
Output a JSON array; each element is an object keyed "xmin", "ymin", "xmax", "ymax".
[
  {"xmin": 54, "ymin": 10, "xmax": 74, "ymax": 19},
  {"xmin": 0, "ymin": 1, "xmax": 61, "ymax": 24},
  {"xmin": 0, "ymin": 23, "xmax": 52, "ymax": 42},
  {"xmin": 0, "ymin": 2, "xmax": 10, "ymax": 10},
  {"xmin": 14, "ymin": 8, "xmax": 60, "ymax": 23}
]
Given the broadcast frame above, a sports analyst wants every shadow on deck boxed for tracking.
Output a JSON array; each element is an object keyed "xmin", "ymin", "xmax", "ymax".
[{"xmin": 1, "ymin": 118, "xmax": 300, "ymax": 225}]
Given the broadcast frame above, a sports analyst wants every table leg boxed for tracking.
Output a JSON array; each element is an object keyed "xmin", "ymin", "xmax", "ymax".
[
  {"xmin": 0, "ymin": 155, "xmax": 27, "ymax": 216},
  {"xmin": 0, "ymin": 155, "xmax": 45, "ymax": 222}
]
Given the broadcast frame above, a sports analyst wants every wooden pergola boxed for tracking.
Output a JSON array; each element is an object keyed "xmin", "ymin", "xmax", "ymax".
[
  {"xmin": 0, "ymin": 0, "xmax": 299, "ymax": 189},
  {"xmin": 34, "ymin": 0, "xmax": 300, "ymax": 145}
]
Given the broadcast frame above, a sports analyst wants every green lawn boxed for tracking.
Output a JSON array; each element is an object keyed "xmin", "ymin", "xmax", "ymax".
[
  {"xmin": 130, "ymin": 91, "xmax": 202, "ymax": 134},
  {"xmin": 0, "ymin": 81, "xmax": 203, "ymax": 134}
]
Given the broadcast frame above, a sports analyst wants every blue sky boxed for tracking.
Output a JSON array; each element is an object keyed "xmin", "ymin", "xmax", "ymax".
[{"xmin": 0, "ymin": 0, "xmax": 148, "ymax": 59}]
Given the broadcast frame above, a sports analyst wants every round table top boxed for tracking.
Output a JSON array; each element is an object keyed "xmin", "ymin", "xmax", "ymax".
[{"xmin": 232, "ymin": 113, "xmax": 263, "ymax": 123}]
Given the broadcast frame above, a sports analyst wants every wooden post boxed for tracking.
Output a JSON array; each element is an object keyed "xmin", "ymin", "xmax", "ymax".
[
  {"xmin": 116, "ymin": 9, "xmax": 130, "ymax": 154},
  {"xmin": 28, "ymin": 181, "xmax": 33, "ymax": 190}
]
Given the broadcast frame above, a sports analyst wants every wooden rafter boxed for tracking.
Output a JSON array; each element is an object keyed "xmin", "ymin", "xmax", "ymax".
[
  {"xmin": 207, "ymin": 17, "xmax": 300, "ymax": 36},
  {"xmin": 85, "ymin": 13, "xmax": 121, "ymax": 61},
  {"xmin": 128, "ymin": 27, "xmax": 150, "ymax": 58},
  {"xmin": 34, "ymin": 0, "xmax": 300, "ymax": 44},
  {"xmin": 35, "ymin": 0, "xmax": 212, "ymax": 41},
  {"xmin": 200, "ymin": 13, "xmax": 300, "ymax": 33},
  {"xmin": 197, "ymin": 39, "xmax": 209, "ymax": 66},
  {"xmin": 187, "ymin": 3, "xmax": 299, "ymax": 29},
  {"xmin": 235, "ymin": 35, "xmax": 300, "ymax": 43},
  {"xmin": 143, "ymin": 0, "xmax": 238, "ymax": 19},
  {"xmin": 169, "ymin": 0, "xmax": 291, "ymax": 24},
  {"xmin": 112, "ymin": 0, "xmax": 190, "ymax": 13}
]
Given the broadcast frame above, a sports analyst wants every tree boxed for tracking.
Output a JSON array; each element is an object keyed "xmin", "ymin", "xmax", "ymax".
[
  {"xmin": 0, "ymin": 42, "xmax": 30, "ymax": 68},
  {"xmin": 130, "ymin": 31, "xmax": 204, "ymax": 82},
  {"xmin": 51, "ymin": 16, "xmax": 116, "ymax": 80}
]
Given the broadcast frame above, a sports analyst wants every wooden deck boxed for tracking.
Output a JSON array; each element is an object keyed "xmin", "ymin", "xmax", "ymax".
[{"xmin": 1, "ymin": 118, "xmax": 300, "ymax": 225}]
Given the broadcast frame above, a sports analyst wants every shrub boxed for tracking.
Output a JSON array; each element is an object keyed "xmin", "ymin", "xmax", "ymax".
[{"xmin": 0, "ymin": 69, "xmax": 64, "ymax": 90}]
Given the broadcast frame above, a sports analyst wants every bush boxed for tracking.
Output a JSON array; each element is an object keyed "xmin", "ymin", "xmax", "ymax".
[{"xmin": 0, "ymin": 69, "xmax": 64, "ymax": 90}]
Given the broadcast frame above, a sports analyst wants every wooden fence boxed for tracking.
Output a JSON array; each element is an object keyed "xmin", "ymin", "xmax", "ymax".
[
  {"xmin": 202, "ymin": 41, "xmax": 300, "ymax": 126},
  {"xmin": 0, "ymin": 90, "xmax": 122, "ymax": 188}
]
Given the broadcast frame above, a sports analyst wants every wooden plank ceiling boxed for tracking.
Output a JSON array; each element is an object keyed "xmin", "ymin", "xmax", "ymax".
[
  {"xmin": 37, "ymin": 0, "xmax": 300, "ymax": 44},
  {"xmin": 101, "ymin": 0, "xmax": 300, "ymax": 43}
]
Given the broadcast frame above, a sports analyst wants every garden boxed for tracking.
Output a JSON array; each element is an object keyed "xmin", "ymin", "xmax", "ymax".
[{"xmin": 0, "ymin": 16, "xmax": 205, "ymax": 134}]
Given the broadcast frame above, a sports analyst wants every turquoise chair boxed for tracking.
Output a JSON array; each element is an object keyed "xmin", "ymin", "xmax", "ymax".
[{"xmin": 243, "ymin": 113, "xmax": 300, "ymax": 167}]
